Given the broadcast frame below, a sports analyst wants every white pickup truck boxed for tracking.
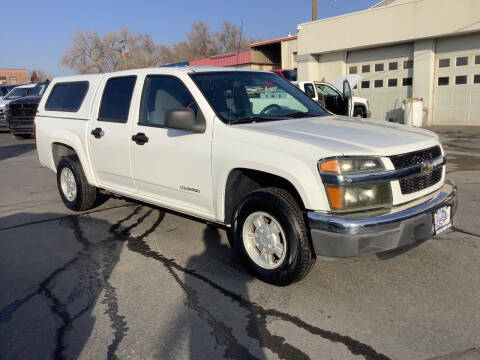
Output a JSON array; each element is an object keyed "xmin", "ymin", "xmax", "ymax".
[
  {"xmin": 296, "ymin": 76, "xmax": 371, "ymax": 118},
  {"xmin": 35, "ymin": 67, "xmax": 457, "ymax": 285}
]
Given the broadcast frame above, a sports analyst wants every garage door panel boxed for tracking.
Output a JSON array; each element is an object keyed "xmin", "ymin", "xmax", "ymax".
[
  {"xmin": 452, "ymin": 92, "xmax": 468, "ymax": 105},
  {"xmin": 434, "ymin": 34, "xmax": 480, "ymax": 125},
  {"xmin": 348, "ymin": 43, "xmax": 413, "ymax": 122}
]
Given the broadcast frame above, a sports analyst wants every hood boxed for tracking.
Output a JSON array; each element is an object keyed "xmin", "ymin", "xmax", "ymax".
[
  {"xmin": 236, "ymin": 116, "xmax": 439, "ymax": 157},
  {"xmin": 330, "ymin": 75, "xmax": 362, "ymax": 93},
  {"xmin": 0, "ymin": 99, "xmax": 12, "ymax": 108}
]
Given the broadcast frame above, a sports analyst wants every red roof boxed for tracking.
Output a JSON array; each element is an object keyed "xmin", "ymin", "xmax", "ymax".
[{"xmin": 189, "ymin": 51, "xmax": 251, "ymax": 67}]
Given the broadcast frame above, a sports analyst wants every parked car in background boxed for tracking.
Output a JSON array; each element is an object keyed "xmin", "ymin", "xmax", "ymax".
[
  {"xmin": 0, "ymin": 84, "xmax": 19, "ymax": 99},
  {"xmin": 35, "ymin": 67, "xmax": 456, "ymax": 285},
  {"xmin": 5, "ymin": 81, "xmax": 49, "ymax": 139},
  {"xmin": 0, "ymin": 83, "xmax": 36, "ymax": 131},
  {"xmin": 297, "ymin": 75, "xmax": 371, "ymax": 118},
  {"xmin": 270, "ymin": 69, "xmax": 297, "ymax": 82}
]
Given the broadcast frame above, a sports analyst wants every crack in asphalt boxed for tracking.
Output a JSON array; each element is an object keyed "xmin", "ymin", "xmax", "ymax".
[
  {"xmin": 127, "ymin": 211, "xmax": 391, "ymax": 360},
  {"xmin": 0, "ymin": 206, "xmax": 391, "ymax": 360}
]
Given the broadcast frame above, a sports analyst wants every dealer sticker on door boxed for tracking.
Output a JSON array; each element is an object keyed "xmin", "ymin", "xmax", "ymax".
[{"xmin": 433, "ymin": 206, "xmax": 452, "ymax": 235}]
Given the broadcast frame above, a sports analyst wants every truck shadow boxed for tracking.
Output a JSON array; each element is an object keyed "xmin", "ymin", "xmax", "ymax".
[
  {"xmin": 0, "ymin": 206, "xmax": 266, "ymax": 359},
  {"xmin": 0, "ymin": 203, "xmax": 393, "ymax": 360},
  {"xmin": 0, "ymin": 142, "xmax": 36, "ymax": 162}
]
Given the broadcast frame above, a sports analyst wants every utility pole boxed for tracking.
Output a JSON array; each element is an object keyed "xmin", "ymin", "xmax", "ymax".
[{"xmin": 312, "ymin": 0, "xmax": 318, "ymax": 21}]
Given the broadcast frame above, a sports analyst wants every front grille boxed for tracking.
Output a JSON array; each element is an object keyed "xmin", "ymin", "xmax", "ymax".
[
  {"xmin": 399, "ymin": 168, "xmax": 443, "ymax": 194},
  {"xmin": 9, "ymin": 103, "xmax": 38, "ymax": 118},
  {"xmin": 390, "ymin": 146, "xmax": 442, "ymax": 169}
]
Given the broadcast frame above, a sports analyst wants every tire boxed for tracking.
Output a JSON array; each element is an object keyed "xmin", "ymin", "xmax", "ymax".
[
  {"xmin": 57, "ymin": 156, "xmax": 97, "ymax": 211},
  {"xmin": 230, "ymin": 188, "xmax": 315, "ymax": 286}
]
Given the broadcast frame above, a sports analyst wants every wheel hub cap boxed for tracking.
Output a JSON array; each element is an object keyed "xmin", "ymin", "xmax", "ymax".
[
  {"xmin": 242, "ymin": 212, "xmax": 287, "ymax": 270},
  {"xmin": 60, "ymin": 167, "xmax": 77, "ymax": 202}
]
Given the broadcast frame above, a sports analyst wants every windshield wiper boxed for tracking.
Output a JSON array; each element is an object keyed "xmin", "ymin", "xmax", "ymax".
[
  {"xmin": 285, "ymin": 111, "xmax": 317, "ymax": 118},
  {"xmin": 230, "ymin": 116, "xmax": 287, "ymax": 125}
]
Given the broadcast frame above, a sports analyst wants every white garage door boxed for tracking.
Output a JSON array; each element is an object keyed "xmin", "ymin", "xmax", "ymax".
[
  {"xmin": 434, "ymin": 34, "xmax": 480, "ymax": 125},
  {"xmin": 347, "ymin": 43, "xmax": 414, "ymax": 122}
]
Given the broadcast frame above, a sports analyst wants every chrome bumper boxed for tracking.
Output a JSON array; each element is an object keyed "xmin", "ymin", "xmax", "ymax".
[{"xmin": 307, "ymin": 180, "xmax": 457, "ymax": 258}]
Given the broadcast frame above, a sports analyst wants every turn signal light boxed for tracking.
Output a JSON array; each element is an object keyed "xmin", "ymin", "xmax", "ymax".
[{"xmin": 319, "ymin": 159, "xmax": 339, "ymax": 173}]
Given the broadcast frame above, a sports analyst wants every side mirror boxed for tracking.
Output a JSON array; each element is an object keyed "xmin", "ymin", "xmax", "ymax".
[{"xmin": 165, "ymin": 108, "xmax": 206, "ymax": 133}]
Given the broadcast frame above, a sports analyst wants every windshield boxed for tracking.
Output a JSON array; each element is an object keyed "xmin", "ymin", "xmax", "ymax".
[
  {"xmin": 0, "ymin": 86, "xmax": 14, "ymax": 97},
  {"xmin": 190, "ymin": 71, "xmax": 327, "ymax": 124},
  {"xmin": 4, "ymin": 87, "xmax": 29, "ymax": 100},
  {"xmin": 282, "ymin": 70, "xmax": 297, "ymax": 81},
  {"xmin": 29, "ymin": 82, "xmax": 48, "ymax": 96}
]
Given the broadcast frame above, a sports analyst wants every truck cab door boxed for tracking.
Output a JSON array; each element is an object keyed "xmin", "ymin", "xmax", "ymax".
[
  {"xmin": 342, "ymin": 79, "xmax": 353, "ymax": 117},
  {"xmin": 88, "ymin": 75, "xmax": 138, "ymax": 193},
  {"xmin": 129, "ymin": 74, "xmax": 214, "ymax": 218}
]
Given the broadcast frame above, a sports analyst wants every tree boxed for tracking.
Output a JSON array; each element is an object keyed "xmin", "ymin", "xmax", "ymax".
[
  {"xmin": 217, "ymin": 21, "xmax": 253, "ymax": 54},
  {"xmin": 27, "ymin": 69, "xmax": 51, "ymax": 82},
  {"xmin": 61, "ymin": 21, "xmax": 263, "ymax": 73}
]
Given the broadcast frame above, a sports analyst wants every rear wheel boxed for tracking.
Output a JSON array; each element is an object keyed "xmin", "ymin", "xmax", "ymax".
[
  {"xmin": 230, "ymin": 188, "xmax": 315, "ymax": 286},
  {"xmin": 57, "ymin": 156, "xmax": 97, "ymax": 211}
]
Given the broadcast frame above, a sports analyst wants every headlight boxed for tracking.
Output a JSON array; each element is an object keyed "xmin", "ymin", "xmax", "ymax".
[
  {"xmin": 319, "ymin": 157, "xmax": 384, "ymax": 174},
  {"xmin": 318, "ymin": 157, "xmax": 392, "ymax": 212}
]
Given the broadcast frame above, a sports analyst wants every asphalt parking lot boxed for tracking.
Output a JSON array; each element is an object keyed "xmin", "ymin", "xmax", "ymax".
[{"xmin": 0, "ymin": 130, "xmax": 479, "ymax": 360}]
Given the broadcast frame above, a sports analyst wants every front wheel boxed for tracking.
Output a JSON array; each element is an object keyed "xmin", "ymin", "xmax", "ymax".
[
  {"xmin": 230, "ymin": 188, "xmax": 315, "ymax": 286},
  {"xmin": 57, "ymin": 156, "xmax": 97, "ymax": 211}
]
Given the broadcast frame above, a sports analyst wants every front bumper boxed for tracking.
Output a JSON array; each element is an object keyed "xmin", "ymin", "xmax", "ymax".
[
  {"xmin": 7, "ymin": 119, "xmax": 34, "ymax": 135},
  {"xmin": 308, "ymin": 180, "xmax": 457, "ymax": 258}
]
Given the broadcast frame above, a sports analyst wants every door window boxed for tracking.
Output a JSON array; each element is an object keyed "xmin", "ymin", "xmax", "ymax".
[
  {"xmin": 303, "ymin": 83, "xmax": 316, "ymax": 99},
  {"xmin": 315, "ymin": 84, "xmax": 338, "ymax": 96},
  {"xmin": 99, "ymin": 76, "xmax": 136, "ymax": 123},
  {"xmin": 139, "ymin": 75, "xmax": 196, "ymax": 127}
]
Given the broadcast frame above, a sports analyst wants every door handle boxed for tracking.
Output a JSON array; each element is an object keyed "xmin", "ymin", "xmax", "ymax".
[
  {"xmin": 91, "ymin": 127, "xmax": 104, "ymax": 139},
  {"xmin": 131, "ymin": 132, "xmax": 149, "ymax": 145}
]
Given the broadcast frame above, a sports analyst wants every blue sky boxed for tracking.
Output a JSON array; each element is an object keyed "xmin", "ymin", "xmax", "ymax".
[{"xmin": 1, "ymin": 0, "xmax": 380, "ymax": 76}]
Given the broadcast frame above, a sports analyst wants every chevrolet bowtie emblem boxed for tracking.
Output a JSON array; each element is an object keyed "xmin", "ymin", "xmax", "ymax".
[{"xmin": 421, "ymin": 161, "xmax": 434, "ymax": 174}]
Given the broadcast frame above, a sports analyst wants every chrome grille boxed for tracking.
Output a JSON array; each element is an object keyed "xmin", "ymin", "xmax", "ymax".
[
  {"xmin": 390, "ymin": 146, "xmax": 442, "ymax": 169},
  {"xmin": 399, "ymin": 168, "xmax": 443, "ymax": 195}
]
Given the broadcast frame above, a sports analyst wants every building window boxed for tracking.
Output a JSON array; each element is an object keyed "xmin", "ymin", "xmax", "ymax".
[
  {"xmin": 474, "ymin": 75, "xmax": 480, "ymax": 84},
  {"xmin": 403, "ymin": 60, "xmax": 413, "ymax": 69},
  {"xmin": 476, "ymin": 55, "xmax": 480, "ymax": 65},
  {"xmin": 375, "ymin": 63, "xmax": 384, "ymax": 72},
  {"xmin": 439, "ymin": 59, "xmax": 450, "ymax": 68},
  {"xmin": 349, "ymin": 66, "xmax": 358, "ymax": 74},
  {"xmin": 362, "ymin": 65, "xmax": 370, "ymax": 73},
  {"xmin": 9, "ymin": 77, "xmax": 17, "ymax": 84},
  {"xmin": 0, "ymin": 76, "xmax": 6, "ymax": 84},
  {"xmin": 438, "ymin": 77, "xmax": 449, "ymax": 86},
  {"xmin": 361, "ymin": 81, "xmax": 370, "ymax": 89},
  {"xmin": 455, "ymin": 75, "xmax": 468, "ymax": 85},
  {"xmin": 403, "ymin": 77, "xmax": 413, "ymax": 86},
  {"xmin": 456, "ymin": 56, "xmax": 469, "ymax": 66},
  {"xmin": 388, "ymin": 79, "xmax": 398, "ymax": 87},
  {"xmin": 374, "ymin": 80, "xmax": 383, "ymax": 88},
  {"xmin": 389, "ymin": 62, "xmax": 398, "ymax": 70}
]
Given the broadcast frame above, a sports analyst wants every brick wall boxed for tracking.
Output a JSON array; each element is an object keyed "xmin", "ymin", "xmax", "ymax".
[{"xmin": 0, "ymin": 69, "xmax": 28, "ymax": 84}]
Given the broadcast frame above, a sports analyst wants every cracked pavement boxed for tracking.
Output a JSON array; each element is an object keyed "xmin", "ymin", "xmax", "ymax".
[{"xmin": 0, "ymin": 130, "xmax": 479, "ymax": 360}]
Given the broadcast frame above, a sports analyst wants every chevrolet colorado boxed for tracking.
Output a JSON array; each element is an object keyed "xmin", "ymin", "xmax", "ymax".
[{"xmin": 35, "ymin": 67, "xmax": 456, "ymax": 285}]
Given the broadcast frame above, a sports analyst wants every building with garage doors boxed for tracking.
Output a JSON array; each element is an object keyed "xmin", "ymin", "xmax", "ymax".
[{"xmin": 296, "ymin": 0, "xmax": 480, "ymax": 126}]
